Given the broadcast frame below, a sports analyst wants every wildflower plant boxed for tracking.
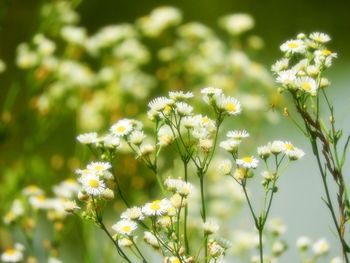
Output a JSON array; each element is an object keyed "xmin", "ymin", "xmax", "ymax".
[
  {"xmin": 273, "ymin": 32, "xmax": 350, "ymax": 261},
  {"xmin": 221, "ymin": 131, "xmax": 303, "ymax": 262},
  {"xmin": 71, "ymin": 87, "xmax": 304, "ymax": 262}
]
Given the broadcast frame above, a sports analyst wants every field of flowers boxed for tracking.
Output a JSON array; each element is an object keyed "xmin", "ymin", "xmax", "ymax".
[{"xmin": 1, "ymin": 1, "xmax": 350, "ymax": 263}]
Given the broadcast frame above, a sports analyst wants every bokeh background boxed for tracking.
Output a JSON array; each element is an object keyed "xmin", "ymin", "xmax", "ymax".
[{"xmin": 1, "ymin": 0, "xmax": 350, "ymax": 262}]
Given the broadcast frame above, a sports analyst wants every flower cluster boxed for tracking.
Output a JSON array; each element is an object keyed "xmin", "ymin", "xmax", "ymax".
[{"xmin": 273, "ymin": 32, "xmax": 336, "ymax": 97}]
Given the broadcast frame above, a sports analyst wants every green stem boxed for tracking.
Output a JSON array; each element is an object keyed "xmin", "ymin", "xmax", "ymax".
[{"xmin": 183, "ymin": 160, "xmax": 190, "ymax": 254}]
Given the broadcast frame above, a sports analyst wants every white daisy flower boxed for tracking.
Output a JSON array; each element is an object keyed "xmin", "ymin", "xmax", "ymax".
[
  {"xmin": 128, "ymin": 130, "xmax": 146, "ymax": 145},
  {"xmin": 22, "ymin": 185, "xmax": 44, "ymax": 196},
  {"xmin": 175, "ymin": 102, "xmax": 193, "ymax": 116},
  {"xmin": 309, "ymin": 32, "xmax": 331, "ymax": 43},
  {"xmin": 148, "ymin": 96, "xmax": 173, "ymax": 112},
  {"xmin": 295, "ymin": 76, "xmax": 318, "ymax": 96},
  {"xmin": 296, "ymin": 236, "xmax": 311, "ymax": 250},
  {"xmin": 87, "ymin": 161, "xmax": 111, "ymax": 174},
  {"xmin": 227, "ymin": 130, "xmax": 250, "ymax": 140},
  {"xmin": 203, "ymin": 219, "xmax": 219, "ymax": 235},
  {"xmin": 269, "ymin": 140, "xmax": 286, "ymax": 154},
  {"xmin": 280, "ymin": 39, "xmax": 306, "ymax": 54},
  {"xmin": 233, "ymin": 167, "xmax": 248, "ymax": 181},
  {"xmin": 82, "ymin": 174, "xmax": 105, "ymax": 196},
  {"xmin": 112, "ymin": 219, "xmax": 137, "ymax": 236},
  {"xmin": 236, "ymin": 156, "xmax": 259, "ymax": 169},
  {"xmin": 271, "ymin": 58, "xmax": 289, "ymax": 73},
  {"xmin": 142, "ymin": 199, "xmax": 171, "ymax": 216},
  {"xmin": 143, "ymin": 231, "xmax": 159, "ymax": 248},
  {"xmin": 169, "ymin": 91, "xmax": 193, "ymax": 101},
  {"xmin": 140, "ymin": 144, "xmax": 155, "ymax": 156},
  {"xmin": 77, "ymin": 132, "xmax": 98, "ymax": 144},
  {"xmin": 118, "ymin": 238, "xmax": 133, "ymax": 247},
  {"xmin": 216, "ymin": 95, "xmax": 242, "ymax": 115},
  {"xmin": 121, "ymin": 207, "xmax": 144, "ymax": 221},
  {"xmin": 314, "ymin": 49, "xmax": 337, "ymax": 68},
  {"xmin": 276, "ymin": 69, "xmax": 297, "ymax": 86},
  {"xmin": 201, "ymin": 87, "xmax": 223, "ymax": 103},
  {"xmin": 218, "ymin": 159, "xmax": 232, "ymax": 175},
  {"xmin": 312, "ymin": 238, "xmax": 329, "ymax": 256},
  {"xmin": 220, "ymin": 139, "xmax": 241, "ymax": 153},
  {"xmin": 176, "ymin": 181, "xmax": 194, "ymax": 197},
  {"xmin": 283, "ymin": 142, "xmax": 305, "ymax": 160},
  {"xmin": 103, "ymin": 134, "xmax": 121, "ymax": 148},
  {"xmin": 257, "ymin": 145, "xmax": 271, "ymax": 159},
  {"xmin": 110, "ymin": 119, "xmax": 133, "ymax": 137},
  {"xmin": 219, "ymin": 13, "xmax": 254, "ymax": 35},
  {"xmin": 1, "ymin": 244, "xmax": 24, "ymax": 262},
  {"xmin": 158, "ymin": 126, "xmax": 175, "ymax": 146}
]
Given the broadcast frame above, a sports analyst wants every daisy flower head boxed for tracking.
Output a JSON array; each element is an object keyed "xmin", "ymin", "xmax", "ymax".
[
  {"xmin": 169, "ymin": 91, "xmax": 193, "ymax": 101},
  {"xmin": 257, "ymin": 145, "xmax": 271, "ymax": 160},
  {"xmin": 158, "ymin": 125, "xmax": 175, "ymax": 147},
  {"xmin": 81, "ymin": 173, "xmax": 105, "ymax": 196},
  {"xmin": 128, "ymin": 130, "xmax": 146, "ymax": 146},
  {"xmin": 216, "ymin": 95, "xmax": 242, "ymax": 116},
  {"xmin": 218, "ymin": 159, "xmax": 233, "ymax": 175},
  {"xmin": 227, "ymin": 130, "xmax": 250, "ymax": 140},
  {"xmin": 269, "ymin": 140, "xmax": 286, "ymax": 155},
  {"xmin": 280, "ymin": 39, "xmax": 306, "ymax": 54},
  {"xmin": 309, "ymin": 32, "xmax": 331, "ymax": 44},
  {"xmin": 121, "ymin": 207, "xmax": 144, "ymax": 221},
  {"xmin": 77, "ymin": 132, "xmax": 98, "ymax": 144},
  {"xmin": 201, "ymin": 87, "xmax": 223, "ymax": 104},
  {"xmin": 271, "ymin": 58, "xmax": 289, "ymax": 73},
  {"xmin": 219, "ymin": 13, "xmax": 255, "ymax": 35},
  {"xmin": 220, "ymin": 139, "xmax": 241, "ymax": 153},
  {"xmin": 1, "ymin": 243, "xmax": 24, "ymax": 263},
  {"xmin": 103, "ymin": 134, "xmax": 121, "ymax": 148},
  {"xmin": 203, "ymin": 219, "xmax": 219, "ymax": 235},
  {"xmin": 236, "ymin": 156, "xmax": 259, "ymax": 169},
  {"xmin": 175, "ymin": 102, "xmax": 193, "ymax": 116},
  {"xmin": 110, "ymin": 119, "xmax": 133, "ymax": 137},
  {"xmin": 142, "ymin": 199, "xmax": 171, "ymax": 217},
  {"xmin": 296, "ymin": 236, "xmax": 311, "ymax": 251},
  {"xmin": 314, "ymin": 49, "xmax": 337, "ymax": 68},
  {"xmin": 148, "ymin": 96, "xmax": 173, "ymax": 114},
  {"xmin": 283, "ymin": 142, "xmax": 305, "ymax": 161},
  {"xmin": 276, "ymin": 69, "xmax": 297, "ymax": 87},
  {"xmin": 295, "ymin": 76, "xmax": 318, "ymax": 96},
  {"xmin": 112, "ymin": 219, "xmax": 137, "ymax": 236},
  {"xmin": 87, "ymin": 161, "xmax": 111, "ymax": 174},
  {"xmin": 233, "ymin": 167, "xmax": 248, "ymax": 181},
  {"xmin": 312, "ymin": 238, "xmax": 330, "ymax": 256},
  {"xmin": 144, "ymin": 231, "xmax": 159, "ymax": 248}
]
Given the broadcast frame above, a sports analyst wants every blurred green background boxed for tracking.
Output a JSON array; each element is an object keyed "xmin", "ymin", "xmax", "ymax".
[{"xmin": 1, "ymin": 0, "xmax": 350, "ymax": 262}]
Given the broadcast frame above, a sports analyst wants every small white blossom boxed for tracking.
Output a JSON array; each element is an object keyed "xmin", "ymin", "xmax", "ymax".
[{"xmin": 112, "ymin": 219, "xmax": 137, "ymax": 236}]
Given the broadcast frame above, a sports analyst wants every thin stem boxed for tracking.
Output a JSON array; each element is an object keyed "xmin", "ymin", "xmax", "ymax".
[{"xmin": 183, "ymin": 160, "xmax": 190, "ymax": 254}]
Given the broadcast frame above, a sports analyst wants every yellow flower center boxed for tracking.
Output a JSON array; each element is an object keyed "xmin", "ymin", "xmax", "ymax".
[
  {"xmin": 301, "ymin": 82, "xmax": 312, "ymax": 91},
  {"xmin": 163, "ymin": 105, "xmax": 172, "ymax": 114},
  {"xmin": 94, "ymin": 165, "xmax": 104, "ymax": 171},
  {"xmin": 37, "ymin": 195, "xmax": 45, "ymax": 201},
  {"xmin": 287, "ymin": 42, "xmax": 299, "ymax": 49},
  {"xmin": 116, "ymin": 126, "xmax": 126, "ymax": 133},
  {"xmin": 150, "ymin": 200, "xmax": 161, "ymax": 211},
  {"xmin": 201, "ymin": 116, "xmax": 209, "ymax": 124},
  {"xmin": 285, "ymin": 143, "xmax": 294, "ymax": 150},
  {"xmin": 225, "ymin": 102, "xmax": 237, "ymax": 112},
  {"xmin": 122, "ymin": 225, "xmax": 131, "ymax": 233},
  {"xmin": 88, "ymin": 179, "xmax": 99, "ymax": 188},
  {"xmin": 5, "ymin": 248, "xmax": 16, "ymax": 256},
  {"xmin": 171, "ymin": 259, "xmax": 181, "ymax": 263},
  {"xmin": 322, "ymin": 49, "xmax": 332, "ymax": 56},
  {"xmin": 242, "ymin": 156, "xmax": 253, "ymax": 163}
]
